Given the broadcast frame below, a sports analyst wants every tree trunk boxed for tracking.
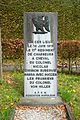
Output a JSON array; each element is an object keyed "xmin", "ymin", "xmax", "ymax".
[
  {"xmin": 61, "ymin": 60, "xmax": 64, "ymax": 73},
  {"xmin": 75, "ymin": 61, "xmax": 77, "ymax": 71},
  {"xmin": 68, "ymin": 57, "xmax": 71, "ymax": 73},
  {"xmin": 0, "ymin": 28, "xmax": 2, "ymax": 80}
]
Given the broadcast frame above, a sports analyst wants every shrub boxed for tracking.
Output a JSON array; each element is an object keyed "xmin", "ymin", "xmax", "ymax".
[
  {"xmin": 58, "ymin": 40, "xmax": 80, "ymax": 73},
  {"xmin": 2, "ymin": 39, "xmax": 24, "ymax": 59}
]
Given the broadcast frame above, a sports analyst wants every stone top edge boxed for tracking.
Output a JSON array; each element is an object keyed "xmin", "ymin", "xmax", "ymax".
[{"xmin": 24, "ymin": 12, "xmax": 58, "ymax": 15}]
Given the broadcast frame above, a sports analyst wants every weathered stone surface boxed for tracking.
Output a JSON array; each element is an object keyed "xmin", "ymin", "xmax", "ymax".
[
  {"xmin": 18, "ymin": 96, "xmax": 63, "ymax": 106},
  {"xmin": 24, "ymin": 12, "xmax": 57, "ymax": 97}
]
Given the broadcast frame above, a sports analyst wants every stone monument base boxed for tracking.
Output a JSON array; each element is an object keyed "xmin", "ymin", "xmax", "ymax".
[
  {"xmin": 11, "ymin": 96, "xmax": 73, "ymax": 120},
  {"xmin": 18, "ymin": 96, "xmax": 63, "ymax": 106}
]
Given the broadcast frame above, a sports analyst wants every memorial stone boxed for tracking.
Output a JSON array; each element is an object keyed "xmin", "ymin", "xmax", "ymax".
[
  {"xmin": 24, "ymin": 12, "xmax": 57, "ymax": 97},
  {"xmin": 11, "ymin": 12, "xmax": 73, "ymax": 120}
]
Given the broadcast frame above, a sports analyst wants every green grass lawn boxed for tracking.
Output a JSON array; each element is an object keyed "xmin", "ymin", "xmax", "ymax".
[
  {"xmin": 57, "ymin": 72, "xmax": 80, "ymax": 120},
  {"xmin": 0, "ymin": 71, "xmax": 80, "ymax": 120}
]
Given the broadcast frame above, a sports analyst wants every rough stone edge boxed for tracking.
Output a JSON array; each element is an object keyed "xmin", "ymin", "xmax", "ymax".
[
  {"xmin": 10, "ymin": 105, "xmax": 16, "ymax": 120},
  {"xmin": 18, "ymin": 95, "xmax": 63, "ymax": 106},
  {"xmin": 65, "ymin": 103, "xmax": 74, "ymax": 120},
  {"xmin": 18, "ymin": 102, "xmax": 63, "ymax": 107}
]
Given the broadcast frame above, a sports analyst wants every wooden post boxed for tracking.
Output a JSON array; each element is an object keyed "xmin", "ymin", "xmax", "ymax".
[{"xmin": 0, "ymin": 28, "xmax": 2, "ymax": 80}]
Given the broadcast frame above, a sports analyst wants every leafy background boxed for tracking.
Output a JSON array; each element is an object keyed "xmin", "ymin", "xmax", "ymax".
[{"xmin": 0, "ymin": 0, "xmax": 80, "ymax": 40}]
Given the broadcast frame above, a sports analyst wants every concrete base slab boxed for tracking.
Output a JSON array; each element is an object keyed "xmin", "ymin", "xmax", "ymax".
[{"xmin": 18, "ymin": 96, "xmax": 63, "ymax": 106}]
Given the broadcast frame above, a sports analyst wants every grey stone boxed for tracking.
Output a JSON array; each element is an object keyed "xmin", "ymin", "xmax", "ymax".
[
  {"xmin": 24, "ymin": 12, "xmax": 57, "ymax": 97},
  {"xmin": 18, "ymin": 96, "xmax": 63, "ymax": 106}
]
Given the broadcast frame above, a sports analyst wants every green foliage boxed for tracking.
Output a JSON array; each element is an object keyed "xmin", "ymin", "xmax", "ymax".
[
  {"xmin": 0, "ymin": 71, "xmax": 24, "ymax": 120},
  {"xmin": 0, "ymin": 0, "xmax": 80, "ymax": 40},
  {"xmin": 57, "ymin": 72, "xmax": 80, "ymax": 119},
  {"xmin": 60, "ymin": 90, "xmax": 73, "ymax": 102}
]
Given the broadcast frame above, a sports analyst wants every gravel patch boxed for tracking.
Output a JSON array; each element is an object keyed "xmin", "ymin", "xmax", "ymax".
[{"xmin": 13, "ymin": 105, "xmax": 68, "ymax": 120}]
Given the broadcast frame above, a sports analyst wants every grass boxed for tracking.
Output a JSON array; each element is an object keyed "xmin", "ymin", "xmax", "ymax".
[
  {"xmin": 3, "ymin": 59, "xmax": 24, "ymax": 65},
  {"xmin": 0, "ymin": 71, "xmax": 24, "ymax": 120},
  {"xmin": 0, "ymin": 71, "xmax": 80, "ymax": 120},
  {"xmin": 57, "ymin": 72, "xmax": 80, "ymax": 120}
]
